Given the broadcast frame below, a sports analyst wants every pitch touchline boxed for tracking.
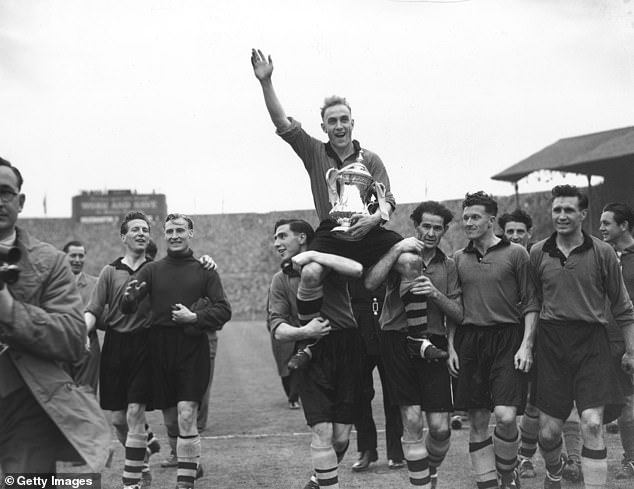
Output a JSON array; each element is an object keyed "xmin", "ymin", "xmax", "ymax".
[{"xmin": 139, "ymin": 424, "xmax": 493, "ymax": 442}]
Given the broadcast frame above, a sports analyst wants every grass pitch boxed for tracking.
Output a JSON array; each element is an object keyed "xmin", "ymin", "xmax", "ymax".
[{"xmin": 93, "ymin": 321, "xmax": 630, "ymax": 488}]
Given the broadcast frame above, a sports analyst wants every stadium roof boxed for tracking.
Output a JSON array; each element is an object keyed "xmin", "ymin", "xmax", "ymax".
[{"xmin": 492, "ymin": 126, "xmax": 634, "ymax": 182}]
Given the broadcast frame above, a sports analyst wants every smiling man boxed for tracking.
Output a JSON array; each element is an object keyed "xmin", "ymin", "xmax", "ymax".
[
  {"xmin": 498, "ymin": 209, "xmax": 533, "ymax": 249},
  {"xmin": 364, "ymin": 201, "xmax": 462, "ymax": 488},
  {"xmin": 530, "ymin": 186, "xmax": 634, "ymax": 489},
  {"xmin": 63, "ymin": 240, "xmax": 100, "ymax": 392},
  {"xmin": 451, "ymin": 191, "xmax": 539, "ymax": 489},
  {"xmin": 267, "ymin": 218, "xmax": 364, "ymax": 489},
  {"xmin": 85, "ymin": 211, "xmax": 155, "ymax": 489},
  {"xmin": 252, "ymin": 49, "xmax": 436, "ymax": 365},
  {"xmin": 121, "ymin": 213, "xmax": 231, "ymax": 489},
  {"xmin": 598, "ymin": 202, "xmax": 634, "ymax": 481}
]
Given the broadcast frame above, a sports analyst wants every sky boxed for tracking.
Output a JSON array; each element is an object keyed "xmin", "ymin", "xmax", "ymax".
[{"xmin": 1, "ymin": 0, "xmax": 633, "ymax": 218}]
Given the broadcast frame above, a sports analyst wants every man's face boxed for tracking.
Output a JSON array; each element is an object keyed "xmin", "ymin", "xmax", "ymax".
[
  {"xmin": 503, "ymin": 221, "xmax": 531, "ymax": 248},
  {"xmin": 121, "ymin": 219, "xmax": 150, "ymax": 254},
  {"xmin": 273, "ymin": 224, "xmax": 304, "ymax": 261},
  {"xmin": 415, "ymin": 213, "xmax": 447, "ymax": 251},
  {"xmin": 66, "ymin": 245, "xmax": 86, "ymax": 275},
  {"xmin": 599, "ymin": 211, "xmax": 626, "ymax": 244},
  {"xmin": 462, "ymin": 205, "xmax": 494, "ymax": 242},
  {"xmin": 552, "ymin": 197, "xmax": 586, "ymax": 237},
  {"xmin": 0, "ymin": 166, "xmax": 25, "ymax": 240},
  {"xmin": 164, "ymin": 217, "xmax": 193, "ymax": 252},
  {"xmin": 321, "ymin": 104, "xmax": 354, "ymax": 151}
]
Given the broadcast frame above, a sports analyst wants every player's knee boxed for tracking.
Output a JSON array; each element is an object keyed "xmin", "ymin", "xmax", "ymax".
[
  {"xmin": 311, "ymin": 422, "xmax": 334, "ymax": 447},
  {"xmin": 395, "ymin": 252, "xmax": 421, "ymax": 279},
  {"xmin": 301, "ymin": 262, "xmax": 325, "ymax": 287},
  {"xmin": 126, "ymin": 403, "xmax": 145, "ymax": 430},
  {"xmin": 580, "ymin": 412, "xmax": 603, "ymax": 440},
  {"xmin": 429, "ymin": 423, "xmax": 450, "ymax": 441},
  {"xmin": 494, "ymin": 406, "xmax": 517, "ymax": 432},
  {"xmin": 178, "ymin": 402, "xmax": 197, "ymax": 428},
  {"xmin": 401, "ymin": 408, "xmax": 424, "ymax": 438}
]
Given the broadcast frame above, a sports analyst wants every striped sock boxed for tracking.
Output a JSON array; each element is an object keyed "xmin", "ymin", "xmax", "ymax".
[
  {"xmin": 297, "ymin": 284, "xmax": 323, "ymax": 326},
  {"xmin": 177, "ymin": 435, "xmax": 200, "ymax": 488},
  {"xmin": 581, "ymin": 446, "xmax": 607, "ymax": 488},
  {"xmin": 618, "ymin": 415, "xmax": 634, "ymax": 458},
  {"xmin": 563, "ymin": 414, "xmax": 582, "ymax": 463},
  {"xmin": 311, "ymin": 444, "xmax": 339, "ymax": 488},
  {"xmin": 539, "ymin": 438, "xmax": 564, "ymax": 483},
  {"xmin": 493, "ymin": 429, "xmax": 520, "ymax": 476},
  {"xmin": 519, "ymin": 406, "xmax": 539, "ymax": 459},
  {"xmin": 469, "ymin": 437, "xmax": 497, "ymax": 489},
  {"xmin": 402, "ymin": 437, "xmax": 431, "ymax": 487},
  {"xmin": 400, "ymin": 280, "xmax": 427, "ymax": 336},
  {"xmin": 425, "ymin": 431, "xmax": 450, "ymax": 472},
  {"xmin": 122, "ymin": 432, "xmax": 146, "ymax": 487}
]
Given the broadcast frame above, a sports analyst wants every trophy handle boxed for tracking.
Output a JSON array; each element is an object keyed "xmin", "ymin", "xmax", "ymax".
[
  {"xmin": 374, "ymin": 182, "xmax": 390, "ymax": 222},
  {"xmin": 326, "ymin": 168, "xmax": 340, "ymax": 207}
]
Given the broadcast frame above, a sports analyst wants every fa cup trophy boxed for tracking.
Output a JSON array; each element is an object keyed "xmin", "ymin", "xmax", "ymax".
[{"xmin": 326, "ymin": 152, "xmax": 390, "ymax": 240}]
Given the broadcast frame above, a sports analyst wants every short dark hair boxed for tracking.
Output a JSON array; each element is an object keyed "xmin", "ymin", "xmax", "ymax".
[
  {"xmin": 0, "ymin": 157, "xmax": 24, "ymax": 190},
  {"xmin": 462, "ymin": 191, "xmax": 498, "ymax": 216},
  {"xmin": 551, "ymin": 185, "xmax": 588, "ymax": 210},
  {"xmin": 410, "ymin": 201, "xmax": 454, "ymax": 226},
  {"xmin": 165, "ymin": 213, "xmax": 194, "ymax": 230},
  {"xmin": 498, "ymin": 209, "xmax": 533, "ymax": 232},
  {"xmin": 120, "ymin": 211, "xmax": 150, "ymax": 235},
  {"xmin": 146, "ymin": 238, "xmax": 158, "ymax": 261},
  {"xmin": 274, "ymin": 219, "xmax": 315, "ymax": 245},
  {"xmin": 320, "ymin": 95, "xmax": 351, "ymax": 120},
  {"xmin": 603, "ymin": 202, "xmax": 634, "ymax": 232},
  {"xmin": 63, "ymin": 240, "xmax": 85, "ymax": 253}
]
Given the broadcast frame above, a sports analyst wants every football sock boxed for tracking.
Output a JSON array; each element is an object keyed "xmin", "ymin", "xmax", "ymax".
[
  {"xmin": 177, "ymin": 434, "xmax": 201, "ymax": 488},
  {"xmin": 311, "ymin": 444, "xmax": 339, "ymax": 489},
  {"xmin": 122, "ymin": 432, "xmax": 146, "ymax": 487},
  {"xmin": 399, "ymin": 280, "xmax": 428, "ymax": 337},
  {"xmin": 426, "ymin": 430, "xmax": 450, "ymax": 471},
  {"xmin": 493, "ymin": 429, "xmax": 520, "ymax": 476},
  {"xmin": 618, "ymin": 414, "xmax": 634, "ymax": 458},
  {"xmin": 581, "ymin": 446, "xmax": 607, "ymax": 488},
  {"xmin": 519, "ymin": 404, "xmax": 539, "ymax": 459},
  {"xmin": 402, "ymin": 437, "xmax": 431, "ymax": 488},
  {"xmin": 539, "ymin": 437, "xmax": 563, "ymax": 479},
  {"xmin": 563, "ymin": 415, "xmax": 582, "ymax": 463},
  {"xmin": 297, "ymin": 284, "xmax": 323, "ymax": 326},
  {"xmin": 469, "ymin": 436, "xmax": 498, "ymax": 489}
]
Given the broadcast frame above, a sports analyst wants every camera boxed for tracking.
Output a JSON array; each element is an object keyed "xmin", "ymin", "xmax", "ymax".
[{"xmin": 0, "ymin": 244, "xmax": 21, "ymax": 285}]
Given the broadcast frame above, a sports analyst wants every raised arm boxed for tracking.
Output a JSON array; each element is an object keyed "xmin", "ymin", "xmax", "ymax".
[
  {"xmin": 251, "ymin": 49, "xmax": 292, "ymax": 133},
  {"xmin": 292, "ymin": 250, "xmax": 363, "ymax": 278}
]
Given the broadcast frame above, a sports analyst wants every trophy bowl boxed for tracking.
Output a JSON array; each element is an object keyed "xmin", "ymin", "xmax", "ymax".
[{"xmin": 327, "ymin": 163, "xmax": 376, "ymax": 235}]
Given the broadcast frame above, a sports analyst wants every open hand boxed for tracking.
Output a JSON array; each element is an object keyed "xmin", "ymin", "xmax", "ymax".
[{"xmin": 251, "ymin": 49, "xmax": 273, "ymax": 81}]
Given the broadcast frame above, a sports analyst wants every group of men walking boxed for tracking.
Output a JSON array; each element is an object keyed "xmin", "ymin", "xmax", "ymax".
[
  {"xmin": 254, "ymin": 48, "xmax": 634, "ymax": 489},
  {"xmin": 0, "ymin": 155, "xmax": 231, "ymax": 489},
  {"xmin": 1, "ymin": 46, "xmax": 633, "ymax": 489}
]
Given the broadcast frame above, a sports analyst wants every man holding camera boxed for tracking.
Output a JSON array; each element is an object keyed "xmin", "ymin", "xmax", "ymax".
[{"xmin": 0, "ymin": 157, "xmax": 110, "ymax": 473}]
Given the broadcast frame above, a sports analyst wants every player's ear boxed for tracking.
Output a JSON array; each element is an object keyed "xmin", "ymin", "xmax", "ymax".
[{"xmin": 321, "ymin": 122, "xmax": 326, "ymax": 133}]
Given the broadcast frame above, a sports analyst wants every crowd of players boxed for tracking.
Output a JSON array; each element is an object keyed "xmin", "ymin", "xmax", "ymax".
[
  {"xmin": 0, "ymin": 157, "xmax": 231, "ymax": 489},
  {"xmin": 0, "ymin": 46, "xmax": 633, "ymax": 489},
  {"xmin": 253, "ymin": 49, "xmax": 634, "ymax": 489}
]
